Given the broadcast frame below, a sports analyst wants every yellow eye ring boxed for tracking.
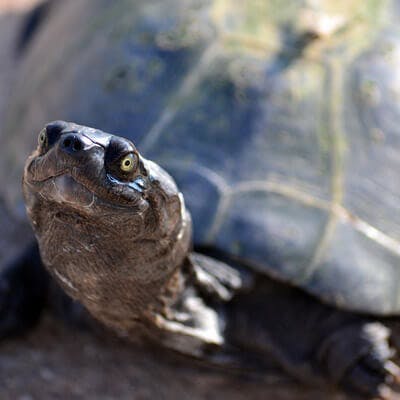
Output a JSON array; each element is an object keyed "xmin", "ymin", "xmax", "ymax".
[
  {"xmin": 120, "ymin": 153, "xmax": 136, "ymax": 172},
  {"xmin": 38, "ymin": 129, "xmax": 47, "ymax": 146}
]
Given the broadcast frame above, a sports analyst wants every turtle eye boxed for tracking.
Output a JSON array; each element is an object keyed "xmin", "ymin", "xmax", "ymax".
[
  {"xmin": 120, "ymin": 153, "xmax": 136, "ymax": 172},
  {"xmin": 105, "ymin": 137, "xmax": 139, "ymax": 181},
  {"xmin": 38, "ymin": 129, "xmax": 48, "ymax": 148}
]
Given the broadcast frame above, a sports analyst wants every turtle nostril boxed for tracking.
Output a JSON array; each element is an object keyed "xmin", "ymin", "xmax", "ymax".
[
  {"xmin": 72, "ymin": 140, "xmax": 82, "ymax": 151},
  {"xmin": 61, "ymin": 134, "xmax": 84, "ymax": 154}
]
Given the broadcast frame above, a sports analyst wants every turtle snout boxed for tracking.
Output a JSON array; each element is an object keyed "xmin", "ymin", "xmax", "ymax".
[
  {"xmin": 57, "ymin": 132, "xmax": 99, "ymax": 164},
  {"xmin": 59, "ymin": 131, "xmax": 99, "ymax": 154}
]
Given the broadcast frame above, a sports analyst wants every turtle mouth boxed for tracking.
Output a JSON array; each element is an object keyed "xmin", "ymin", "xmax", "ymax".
[
  {"xmin": 50, "ymin": 174, "xmax": 95, "ymax": 207},
  {"xmin": 24, "ymin": 166, "xmax": 143, "ymax": 212},
  {"xmin": 27, "ymin": 173, "xmax": 97, "ymax": 209},
  {"xmin": 23, "ymin": 151, "xmax": 102, "ymax": 209}
]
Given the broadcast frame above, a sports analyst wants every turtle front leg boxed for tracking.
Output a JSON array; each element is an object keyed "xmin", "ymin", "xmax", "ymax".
[
  {"xmin": 143, "ymin": 255, "xmax": 233, "ymax": 358},
  {"xmin": 143, "ymin": 254, "xmax": 254, "ymax": 365},
  {"xmin": 225, "ymin": 278, "xmax": 400, "ymax": 399}
]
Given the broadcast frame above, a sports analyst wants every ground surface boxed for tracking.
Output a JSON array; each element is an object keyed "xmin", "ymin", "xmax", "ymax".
[
  {"xmin": 0, "ymin": 1, "xmax": 399, "ymax": 399},
  {"xmin": 0, "ymin": 315, "xmax": 345, "ymax": 400}
]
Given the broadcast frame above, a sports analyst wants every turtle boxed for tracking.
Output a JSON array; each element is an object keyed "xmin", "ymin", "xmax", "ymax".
[
  {"xmin": 1, "ymin": 0, "xmax": 400, "ymax": 398},
  {"xmin": 19, "ymin": 120, "xmax": 400, "ymax": 399}
]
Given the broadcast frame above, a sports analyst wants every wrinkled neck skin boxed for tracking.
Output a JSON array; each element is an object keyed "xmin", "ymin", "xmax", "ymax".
[{"xmin": 24, "ymin": 154, "xmax": 192, "ymax": 336}]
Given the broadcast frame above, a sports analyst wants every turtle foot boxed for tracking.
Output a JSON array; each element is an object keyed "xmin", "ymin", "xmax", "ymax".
[
  {"xmin": 0, "ymin": 243, "xmax": 48, "ymax": 339},
  {"xmin": 317, "ymin": 322, "xmax": 400, "ymax": 399}
]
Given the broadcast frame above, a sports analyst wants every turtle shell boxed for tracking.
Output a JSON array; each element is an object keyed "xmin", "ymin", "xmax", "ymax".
[{"xmin": 2, "ymin": 0, "xmax": 400, "ymax": 314}]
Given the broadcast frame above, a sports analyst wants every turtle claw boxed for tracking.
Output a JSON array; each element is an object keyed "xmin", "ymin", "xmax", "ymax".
[
  {"xmin": 375, "ymin": 384, "xmax": 395, "ymax": 400},
  {"xmin": 384, "ymin": 361, "xmax": 400, "ymax": 385},
  {"xmin": 189, "ymin": 253, "xmax": 243, "ymax": 301},
  {"xmin": 346, "ymin": 350, "xmax": 400, "ymax": 398},
  {"xmin": 316, "ymin": 321, "xmax": 400, "ymax": 398}
]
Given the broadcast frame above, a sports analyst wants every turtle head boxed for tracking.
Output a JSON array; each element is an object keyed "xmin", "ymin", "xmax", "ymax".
[
  {"xmin": 24, "ymin": 120, "xmax": 177, "ymax": 217},
  {"xmin": 23, "ymin": 121, "xmax": 191, "ymax": 330}
]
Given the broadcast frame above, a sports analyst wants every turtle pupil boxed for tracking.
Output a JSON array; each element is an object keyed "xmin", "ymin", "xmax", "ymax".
[
  {"xmin": 118, "ymin": 153, "xmax": 136, "ymax": 173},
  {"xmin": 39, "ymin": 132, "xmax": 46, "ymax": 144}
]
